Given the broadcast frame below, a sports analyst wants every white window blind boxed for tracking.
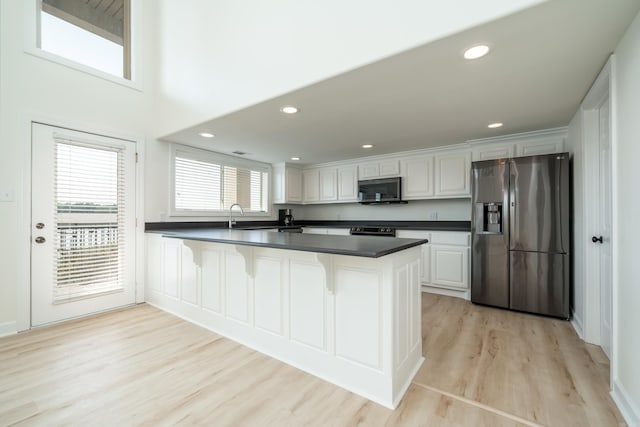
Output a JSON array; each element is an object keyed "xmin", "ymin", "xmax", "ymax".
[
  {"xmin": 174, "ymin": 149, "xmax": 269, "ymax": 214},
  {"xmin": 53, "ymin": 141, "xmax": 126, "ymax": 303}
]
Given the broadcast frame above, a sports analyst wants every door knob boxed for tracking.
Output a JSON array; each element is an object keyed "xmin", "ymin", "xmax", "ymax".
[
  {"xmin": 592, "ymin": 235, "xmax": 603, "ymax": 244},
  {"xmin": 35, "ymin": 236, "xmax": 46, "ymax": 244}
]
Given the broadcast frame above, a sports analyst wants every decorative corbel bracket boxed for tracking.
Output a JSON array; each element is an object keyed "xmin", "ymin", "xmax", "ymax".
[
  {"xmin": 314, "ymin": 253, "xmax": 334, "ymax": 295},
  {"xmin": 183, "ymin": 240, "xmax": 203, "ymax": 268},
  {"xmin": 229, "ymin": 244, "xmax": 254, "ymax": 279}
]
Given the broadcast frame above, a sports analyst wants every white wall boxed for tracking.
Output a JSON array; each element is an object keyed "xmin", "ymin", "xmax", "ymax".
[
  {"xmin": 612, "ymin": 10, "xmax": 640, "ymax": 424},
  {"xmin": 0, "ymin": 0, "xmax": 155, "ymax": 331},
  {"xmin": 288, "ymin": 199, "xmax": 470, "ymax": 222}
]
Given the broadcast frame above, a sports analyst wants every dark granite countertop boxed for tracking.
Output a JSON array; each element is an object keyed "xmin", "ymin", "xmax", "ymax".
[
  {"xmin": 161, "ymin": 229, "xmax": 427, "ymax": 258},
  {"xmin": 146, "ymin": 220, "xmax": 470, "ymax": 232}
]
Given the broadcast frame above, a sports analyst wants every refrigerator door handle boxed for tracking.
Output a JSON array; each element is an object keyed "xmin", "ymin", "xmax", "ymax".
[{"xmin": 509, "ymin": 171, "xmax": 517, "ymax": 246}]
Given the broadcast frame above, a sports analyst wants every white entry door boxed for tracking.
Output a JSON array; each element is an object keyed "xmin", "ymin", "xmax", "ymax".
[
  {"xmin": 596, "ymin": 96, "xmax": 612, "ymax": 359},
  {"xmin": 31, "ymin": 123, "xmax": 137, "ymax": 326}
]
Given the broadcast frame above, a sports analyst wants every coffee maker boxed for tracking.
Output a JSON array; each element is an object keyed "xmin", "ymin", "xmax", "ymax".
[{"xmin": 278, "ymin": 208, "xmax": 294, "ymax": 226}]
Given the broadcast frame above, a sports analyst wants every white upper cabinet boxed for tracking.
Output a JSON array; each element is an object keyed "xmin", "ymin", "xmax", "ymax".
[
  {"xmin": 434, "ymin": 150, "xmax": 471, "ymax": 197},
  {"xmin": 472, "ymin": 144, "xmax": 514, "ymax": 161},
  {"xmin": 273, "ymin": 163, "xmax": 302, "ymax": 204},
  {"xmin": 358, "ymin": 159, "xmax": 400, "ymax": 180},
  {"xmin": 400, "ymin": 156, "xmax": 434, "ymax": 199},
  {"xmin": 470, "ymin": 128, "xmax": 567, "ymax": 161},
  {"xmin": 302, "ymin": 169, "xmax": 320, "ymax": 203},
  {"xmin": 514, "ymin": 137, "xmax": 564, "ymax": 157},
  {"xmin": 303, "ymin": 167, "xmax": 341, "ymax": 203},
  {"xmin": 338, "ymin": 166, "xmax": 358, "ymax": 202},
  {"xmin": 319, "ymin": 168, "xmax": 338, "ymax": 201},
  {"xmin": 280, "ymin": 127, "xmax": 567, "ymax": 205}
]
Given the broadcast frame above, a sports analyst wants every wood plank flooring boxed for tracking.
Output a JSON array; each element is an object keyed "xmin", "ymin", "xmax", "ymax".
[{"xmin": 0, "ymin": 294, "xmax": 626, "ymax": 426}]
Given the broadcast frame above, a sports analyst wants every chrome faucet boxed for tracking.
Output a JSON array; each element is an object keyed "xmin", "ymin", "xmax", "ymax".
[{"xmin": 228, "ymin": 203, "xmax": 244, "ymax": 229}]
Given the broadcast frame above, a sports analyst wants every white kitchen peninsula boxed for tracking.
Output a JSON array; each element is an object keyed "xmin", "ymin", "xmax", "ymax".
[{"xmin": 145, "ymin": 230, "xmax": 426, "ymax": 409}]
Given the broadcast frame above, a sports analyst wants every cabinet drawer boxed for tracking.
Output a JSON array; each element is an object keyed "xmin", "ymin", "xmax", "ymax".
[{"xmin": 430, "ymin": 232, "xmax": 470, "ymax": 246}]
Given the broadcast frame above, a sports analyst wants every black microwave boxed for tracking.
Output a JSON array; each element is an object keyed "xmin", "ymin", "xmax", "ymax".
[{"xmin": 357, "ymin": 177, "xmax": 405, "ymax": 204}]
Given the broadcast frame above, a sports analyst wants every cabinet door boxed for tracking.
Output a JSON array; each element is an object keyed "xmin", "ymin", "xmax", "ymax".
[
  {"xmin": 303, "ymin": 170, "xmax": 320, "ymax": 203},
  {"xmin": 515, "ymin": 138, "xmax": 564, "ymax": 157},
  {"xmin": 430, "ymin": 245, "xmax": 469, "ymax": 289},
  {"xmin": 338, "ymin": 166, "xmax": 358, "ymax": 201},
  {"xmin": 396, "ymin": 230, "xmax": 431, "ymax": 284},
  {"xmin": 272, "ymin": 164, "xmax": 285, "ymax": 203},
  {"xmin": 434, "ymin": 151, "xmax": 470, "ymax": 197},
  {"xmin": 379, "ymin": 160, "xmax": 400, "ymax": 177},
  {"xmin": 286, "ymin": 167, "xmax": 302, "ymax": 202},
  {"xmin": 358, "ymin": 163, "xmax": 380, "ymax": 179},
  {"xmin": 319, "ymin": 168, "xmax": 338, "ymax": 201},
  {"xmin": 472, "ymin": 144, "xmax": 513, "ymax": 161},
  {"xmin": 401, "ymin": 156, "xmax": 434, "ymax": 199},
  {"xmin": 421, "ymin": 245, "xmax": 431, "ymax": 283}
]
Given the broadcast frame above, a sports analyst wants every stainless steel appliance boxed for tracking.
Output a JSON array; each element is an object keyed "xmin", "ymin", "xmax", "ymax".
[
  {"xmin": 350, "ymin": 226, "xmax": 396, "ymax": 237},
  {"xmin": 358, "ymin": 177, "xmax": 406, "ymax": 204},
  {"xmin": 471, "ymin": 153, "xmax": 570, "ymax": 318}
]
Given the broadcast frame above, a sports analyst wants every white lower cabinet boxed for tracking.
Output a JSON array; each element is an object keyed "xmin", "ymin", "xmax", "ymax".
[
  {"xmin": 396, "ymin": 230, "xmax": 470, "ymax": 298},
  {"xmin": 302, "ymin": 227, "xmax": 350, "ymax": 236},
  {"xmin": 430, "ymin": 245, "xmax": 469, "ymax": 289}
]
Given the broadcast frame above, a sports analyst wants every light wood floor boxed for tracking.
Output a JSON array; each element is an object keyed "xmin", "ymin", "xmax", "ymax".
[{"xmin": 0, "ymin": 294, "xmax": 625, "ymax": 426}]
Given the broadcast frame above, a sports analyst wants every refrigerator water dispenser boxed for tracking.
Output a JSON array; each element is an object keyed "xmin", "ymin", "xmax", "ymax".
[{"xmin": 475, "ymin": 202, "xmax": 503, "ymax": 234}]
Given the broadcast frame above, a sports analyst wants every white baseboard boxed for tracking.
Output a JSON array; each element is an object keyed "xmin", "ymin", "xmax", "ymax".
[
  {"xmin": 612, "ymin": 379, "xmax": 640, "ymax": 427},
  {"xmin": 421, "ymin": 285, "xmax": 469, "ymax": 300},
  {"xmin": 0, "ymin": 321, "xmax": 17, "ymax": 337},
  {"xmin": 570, "ymin": 308, "xmax": 584, "ymax": 340}
]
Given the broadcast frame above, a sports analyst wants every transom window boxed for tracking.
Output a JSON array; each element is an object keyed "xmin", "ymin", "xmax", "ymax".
[
  {"xmin": 38, "ymin": 0, "xmax": 131, "ymax": 79},
  {"xmin": 172, "ymin": 146, "xmax": 270, "ymax": 216}
]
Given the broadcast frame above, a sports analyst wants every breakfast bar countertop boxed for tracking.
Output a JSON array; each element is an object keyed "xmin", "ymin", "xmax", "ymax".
[{"xmin": 161, "ymin": 228, "xmax": 427, "ymax": 258}]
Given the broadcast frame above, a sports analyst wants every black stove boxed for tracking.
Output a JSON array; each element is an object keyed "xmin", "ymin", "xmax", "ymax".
[{"xmin": 349, "ymin": 226, "xmax": 396, "ymax": 237}]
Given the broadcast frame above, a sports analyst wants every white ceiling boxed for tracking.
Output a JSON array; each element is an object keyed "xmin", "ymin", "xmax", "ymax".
[{"xmin": 164, "ymin": 0, "xmax": 640, "ymax": 166}]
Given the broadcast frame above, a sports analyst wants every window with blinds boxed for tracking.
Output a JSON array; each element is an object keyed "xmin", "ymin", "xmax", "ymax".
[
  {"xmin": 53, "ymin": 141, "xmax": 125, "ymax": 303},
  {"xmin": 173, "ymin": 147, "xmax": 270, "ymax": 215}
]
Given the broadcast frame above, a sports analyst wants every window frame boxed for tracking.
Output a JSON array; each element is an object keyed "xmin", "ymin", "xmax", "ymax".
[
  {"xmin": 23, "ymin": 0, "xmax": 141, "ymax": 90},
  {"xmin": 170, "ymin": 144, "xmax": 272, "ymax": 218}
]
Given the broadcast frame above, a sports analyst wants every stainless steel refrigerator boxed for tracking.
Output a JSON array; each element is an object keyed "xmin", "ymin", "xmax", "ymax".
[{"xmin": 471, "ymin": 153, "xmax": 570, "ymax": 318}]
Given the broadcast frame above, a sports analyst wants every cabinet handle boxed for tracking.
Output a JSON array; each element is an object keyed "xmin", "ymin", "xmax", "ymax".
[{"xmin": 592, "ymin": 235, "xmax": 603, "ymax": 244}]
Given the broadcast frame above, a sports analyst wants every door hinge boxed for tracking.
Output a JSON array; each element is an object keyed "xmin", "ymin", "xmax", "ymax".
[{"xmin": 135, "ymin": 152, "xmax": 139, "ymax": 163}]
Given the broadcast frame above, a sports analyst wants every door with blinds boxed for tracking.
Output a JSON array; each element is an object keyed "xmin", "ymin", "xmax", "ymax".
[{"xmin": 31, "ymin": 123, "xmax": 136, "ymax": 326}]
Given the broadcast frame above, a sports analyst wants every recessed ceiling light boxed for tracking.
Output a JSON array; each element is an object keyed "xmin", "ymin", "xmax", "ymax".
[
  {"xmin": 291, "ymin": 157, "xmax": 300, "ymax": 161},
  {"xmin": 487, "ymin": 122, "xmax": 503, "ymax": 129},
  {"xmin": 281, "ymin": 106, "xmax": 299, "ymax": 114},
  {"xmin": 463, "ymin": 44, "xmax": 490, "ymax": 60},
  {"xmin": 199, "ymin": 132, "xmax": 215, "ymax": 138},
  {"xmin": 361, "ymin": 144, "xmax": 374, "ymax": 149}
]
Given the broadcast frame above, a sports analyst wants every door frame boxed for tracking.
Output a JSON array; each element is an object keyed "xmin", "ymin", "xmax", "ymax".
[
  {"xmin": 17, "ymin": 114, "xmax": 145, "ymax": 331},
  {"xmin": 579, "ymin": 56, "xmax": 617, "ymax": 384}
]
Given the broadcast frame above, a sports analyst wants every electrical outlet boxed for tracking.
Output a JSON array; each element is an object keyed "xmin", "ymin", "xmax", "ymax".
[{"xmin": 429, "ymin": 212, "xmax": 438, "ymax": 220}]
